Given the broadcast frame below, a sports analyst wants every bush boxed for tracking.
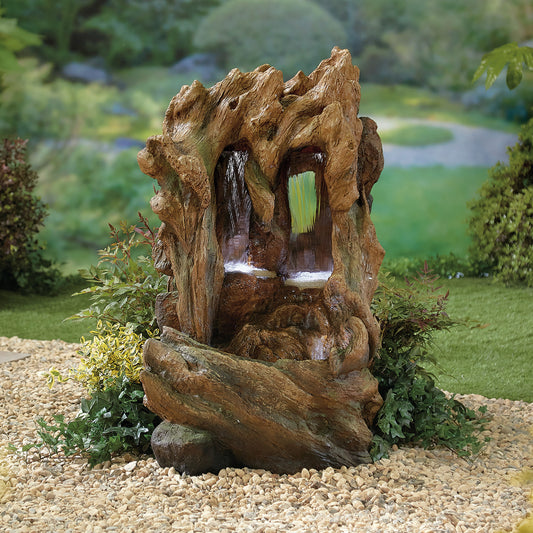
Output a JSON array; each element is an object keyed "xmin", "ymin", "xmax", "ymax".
[
  {"xmin": 20, "ymin": 216, "xmax": 164, "ymax": 466},
  {"xmin": 468, "ymin": 118, "xmax": 533, "ymax": 286},
  {"xmin": 0, "ymin": 138, "xmax": 62, "ymax": 293},
  {"xmin": 370, "ymin": 265, "xmax": 489, "ymax": 460},
  {"xmin": 48, "ymin": 321, "xmax": 154, "ymax": 393},
  {"xmin": 194, "ymin": 0, "xmax": 347, "ymax": 78},
  {"xmin": 69, "ymin": 214, "xmax": 167, "ymax": 337}
]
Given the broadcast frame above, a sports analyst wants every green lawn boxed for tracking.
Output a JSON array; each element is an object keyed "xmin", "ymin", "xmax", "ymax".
[
  {"xmin": 0, "ymin": 280, "xmax": 95, "ymax": 343},
  {"xmin": 371, "ymin": 165, "xmax": 489, "ymax": 259},
  {"xmin": 429, "ymin": 277, "xmax": 533, "ymax": 402}
]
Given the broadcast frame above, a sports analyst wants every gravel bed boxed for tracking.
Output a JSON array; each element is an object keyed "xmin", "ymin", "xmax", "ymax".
[{"xmin": 1, "ymin": 336, "xmax": 531, "ymax": 533}]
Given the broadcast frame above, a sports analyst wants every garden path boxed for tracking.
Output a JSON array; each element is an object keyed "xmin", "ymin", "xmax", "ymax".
[{"xmin": 373, "ymin": 116, "xmax": 518, "ymax": 167}]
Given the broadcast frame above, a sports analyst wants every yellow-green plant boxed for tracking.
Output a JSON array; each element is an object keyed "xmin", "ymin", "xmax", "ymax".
[
  {"xmin": 47, "ymin": 321, "xmax": 155, "ymax": 392},
  {"xmin": 288, "ymin": 171, "xmax": 320, "ymax": 234}
]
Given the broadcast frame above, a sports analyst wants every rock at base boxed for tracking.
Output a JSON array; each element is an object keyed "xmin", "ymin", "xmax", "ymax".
[{"xmin": 151, "ymin": 421, "xmax": 236, "ymax": 475}]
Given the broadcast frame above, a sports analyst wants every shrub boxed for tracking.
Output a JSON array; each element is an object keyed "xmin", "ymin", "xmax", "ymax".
[
  {"xmin": 468, "ymin": 118, "xmax": 533, "ymax": 286},
  {"xmin": 69, "ymin": 213, "xmax": 167, "ymax": 337},
  {"xmin": 194, "ymin": 0, "xmax": 347, "ymax": 78},
  {"xmin": 0, "ymin": 138, "xmax": 62, "ymax": 293},
  {"xmin": 370, "ymin": 265, "xmax": 489, "ymax": 460},
  {"xmin": 21, "ymin": 216, "xmax": 164, "ymax": 466},
  {"xmin": 47, "ymin": 321, "xmax": 155, "ymax": 393}
]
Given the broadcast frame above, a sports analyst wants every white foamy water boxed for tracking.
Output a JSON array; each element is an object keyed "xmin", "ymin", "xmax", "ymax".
[
  {"xmin": 285, "ymin": 271, "xmax": 332, "ymax": 288},
  {"xmin": 223, "ymin": 261, "xmax": 276, "ymax": 278}
]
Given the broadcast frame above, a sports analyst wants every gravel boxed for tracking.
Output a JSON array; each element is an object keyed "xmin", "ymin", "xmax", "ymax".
[{"xmin": 1, "ymin": 336, "xmax": 531, "ymax": 533}]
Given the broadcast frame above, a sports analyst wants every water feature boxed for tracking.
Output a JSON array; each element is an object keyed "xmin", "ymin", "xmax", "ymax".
[{"xmin": 138, "ymin": 47, "xmax": 386, "ymax": 473}]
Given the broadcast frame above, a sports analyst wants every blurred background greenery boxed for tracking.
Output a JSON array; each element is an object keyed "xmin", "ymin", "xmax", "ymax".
[{"xmin": 1, "ymin": 0, "xmax": 532, "ymax": 273}]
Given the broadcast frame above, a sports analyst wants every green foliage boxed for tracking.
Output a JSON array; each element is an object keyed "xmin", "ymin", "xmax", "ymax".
[
  {"xmin": 23, "ymin": 376, "xmax": 160, "ymax": 467},
  {"xmin": 3, "ymin": 0, "xmax": 219, "ymax": 68},
  {"xmin": 314, "ymin": 0, "xmax": 532, "ymax": 91},
  {"xmin": 47, "ymin": 321, "xmax": 154, "ymax": 393},
  {"xmin": 468, "ymin": 118, "xmax": 533, "ymax": 286},
  {"xmin": 82, "ymin": 0, "xmax": 219, "ymax": 68},
  {"xmin": 473, "ymin": 42, "xmax": 533, "ymax": 90},
  {"xmin": 370, "ymin": 266, "xmax": 489, "ymax": 460},
  {"xmin": 0, "ymin": 138, "xmax": 62, "ymax": 293},
  {"xmin": 37, "ymin": 146, "xmax": 158, "ymax": 257},
  {"xmin": 380, "ymin": 125, "xmax": 454, "ymax": 146},
  {"xmin": 0, "ymin": 6, "xmax": 40, "ymax": 76},
  {"xmin": 194, "ymin": 0, "xmax": 347, "ymax": 78},
  {"xmin": 69, "ymin": 214, "xmax": 166, "ymax": 336},
  {"xmin": 20, "ymin": 218, "xmax": 164, "ymax": 467}
]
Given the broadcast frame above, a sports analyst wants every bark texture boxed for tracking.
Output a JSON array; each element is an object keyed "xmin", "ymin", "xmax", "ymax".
[
  {"xmin": 138, "ymin": 48, "xmax": 386, "ymax": 471},
  {"xmin": 142, "ymin": 328, "xmax": 382, "ymax": 474}
]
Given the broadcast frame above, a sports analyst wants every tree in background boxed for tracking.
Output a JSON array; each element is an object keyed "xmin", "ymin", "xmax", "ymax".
[
  {"xmin": 194, "ymin": 0, "xmax": 347, "ymax": 78},
  {"xmin": 3, "ymin": 0, "xmax": 219, "ymax": 68},
  {"xmin": 312, "ymin": 0, "xmax": 532, "ymax": 90},
  {"xmin": 0, "ymin": 5, "xmax": 40, "ymax": 79}
]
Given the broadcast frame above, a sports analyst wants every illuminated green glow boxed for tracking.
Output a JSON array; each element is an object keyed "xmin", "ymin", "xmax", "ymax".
[{"xmin": 288, "ymin": 171, "xmax": 319, "ymax": 234}]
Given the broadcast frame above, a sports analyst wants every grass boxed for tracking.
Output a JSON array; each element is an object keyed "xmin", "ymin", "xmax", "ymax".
[
  {"xmin": 380, "ymin": 124, "xmax": 454, "ymax": 146},
  {"xmin": 371, "ymin": 165, "xmax": 489, "ymax": 259},
  {"xmin": 0, "ymin": 279, "xmax": 95, "ymax": 344},
  {"xmin": 428, "ymin": 277, "xmax": 533, "ymax": 402}
]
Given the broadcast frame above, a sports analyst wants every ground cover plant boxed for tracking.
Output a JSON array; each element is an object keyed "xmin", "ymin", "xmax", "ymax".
[{"xmin": 370, "ymin": 266, "xmax": 489, "ymax": 460}]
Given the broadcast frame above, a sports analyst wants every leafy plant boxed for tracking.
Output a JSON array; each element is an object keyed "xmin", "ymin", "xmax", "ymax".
[
  {"xmin": 468, "ymin": 118, "xmax": 533, "ymax": 286},
  {"xmin": 47, "ymin": 320, "xmax": 154, "ymax": 393},
  {"xmin": 69, "ymin": 213, "xmax": 166, "ymax": 336},
  {"xmin": 18, "ymin": 214, "xmax": 164, "ymax": 467},
  {"xmin": 370, "ymin": 265, "xmax": 490, "ymax": 460},
  {"xmin": 0, "ymin": 138, "xmax": 62, "ymax": 293},
  {"xmin": 473, "ymin": 42, "xmax": 533, "ymax": 90},
  {"xmin": 23, "ymin": 376, "xmax": 160, "ymax": 467}
]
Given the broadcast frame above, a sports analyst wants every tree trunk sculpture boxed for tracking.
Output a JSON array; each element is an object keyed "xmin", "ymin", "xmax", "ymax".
[{"xmin": 138, "ymin": 47, "xmax": 386, "ymax": 473}]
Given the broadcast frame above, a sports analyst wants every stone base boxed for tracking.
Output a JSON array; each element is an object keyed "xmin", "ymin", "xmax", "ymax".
[{"xmin": 151, "ymin": 421, "xmax": 236, "ymax": 475}]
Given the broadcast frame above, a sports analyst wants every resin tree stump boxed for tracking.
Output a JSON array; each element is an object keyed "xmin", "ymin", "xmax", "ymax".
[{"xmin": 138, "ymin": 47, "xmax": 386, "ymax": 473}]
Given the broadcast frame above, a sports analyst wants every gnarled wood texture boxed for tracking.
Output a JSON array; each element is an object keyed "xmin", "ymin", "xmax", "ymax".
[{"xmin": 138, "ymin": 48, "xmax": 386, "ymax": 471}]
